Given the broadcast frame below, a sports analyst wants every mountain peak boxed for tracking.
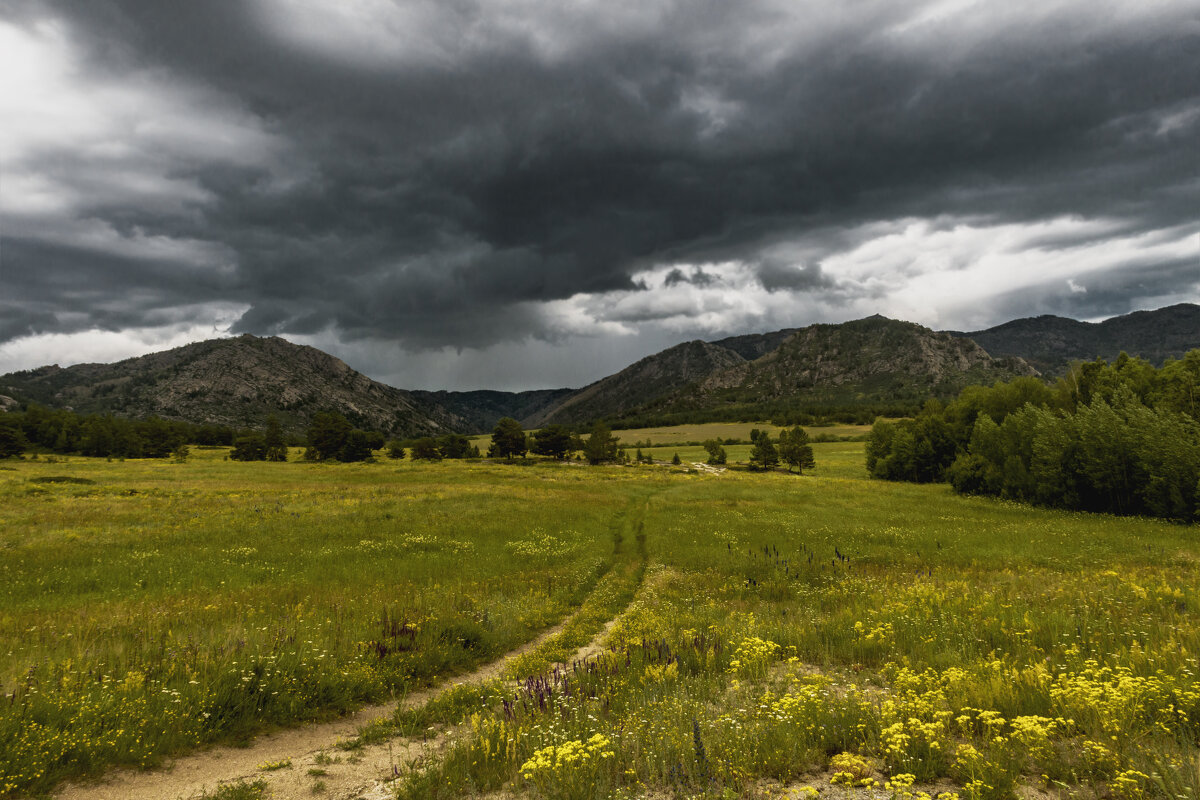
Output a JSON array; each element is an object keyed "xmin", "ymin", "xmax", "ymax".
[{"xmin": 0, "ymin": 335, "xmax": 462, "ymax": 437}]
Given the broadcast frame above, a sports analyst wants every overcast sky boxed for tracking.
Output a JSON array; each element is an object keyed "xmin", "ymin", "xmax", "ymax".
[{"xmin": 2, "ymin": 0, "xmax": 1197, "ymax": 390}]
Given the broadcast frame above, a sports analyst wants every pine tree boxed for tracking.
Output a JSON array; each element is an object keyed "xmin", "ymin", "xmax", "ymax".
[
  {"xmin": 489, "ymin": 417, "xmax": 527, "ymax": 460},
  {"xmin": 748, "ymin": 429, "xmax": 779, "ymax": 471},
  {"xmin": 778, "ymin": 426, "xmax": 816, "ymax": 474},
  {"xmin": 584, "ymin": 422, "xmax": 620, "ymax": 465},
  {"xmin": 305, "ymin": 412, "xmax": 351, "ymax": 461},
  {"xmin": 264, "ymin": 415, "xmax": 288, "ymax": 462}
]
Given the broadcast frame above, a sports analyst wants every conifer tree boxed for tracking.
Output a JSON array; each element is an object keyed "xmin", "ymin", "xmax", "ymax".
[{"xmin": 264, "ymin": 415, "xmax": 288, "ymax": 462}]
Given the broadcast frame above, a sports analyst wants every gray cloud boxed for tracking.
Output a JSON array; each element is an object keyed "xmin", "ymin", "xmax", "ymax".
[
  {"xmin": 664, "ymin": 267, "xmax": 717, "ymax": 288},
  {"xmin": 756, "ymin": 260, "xmax": 833, "ymax": 293},
  {"xmin": 2, "ymin": 0, "xmax": 1198, "ymax": 386}
]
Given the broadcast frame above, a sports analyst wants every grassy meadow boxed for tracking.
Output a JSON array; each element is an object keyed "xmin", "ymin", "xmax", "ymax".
[
  {"xmin": 2, "ymin": 437, "xmax": 1199, "ymax": 799},
  {"xmin": 0, "ymin": 448, "xmax": 656, "ymax": 795},
  {"xmin": 612, "ymin": 421, "xmax": 873, "ymax": 446},
  {"xmin": 469, "ymin": 422, "xmax": 873, "ymax": 465}
]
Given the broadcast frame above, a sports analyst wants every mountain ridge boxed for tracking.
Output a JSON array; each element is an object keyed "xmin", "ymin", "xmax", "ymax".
[
  {"xmin": 552, "ymin": 316, "xmax": 1037, "ymax": 425},
  {"xmin": 2, "ymin": 304, "xmax": 1196, "ymax": 434},
  {"xmin": 948, "ymin": 303, "xmax": 1200, "ymax": 374}
]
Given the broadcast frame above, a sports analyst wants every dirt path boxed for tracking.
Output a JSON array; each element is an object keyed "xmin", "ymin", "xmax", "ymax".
[
  {"xmin": 55, "ymin": 618, "xmax": 576, "ymax": 800},
  {"xmin": 56, "ymin": 605, "xmax": 630, "ymax": 800}
]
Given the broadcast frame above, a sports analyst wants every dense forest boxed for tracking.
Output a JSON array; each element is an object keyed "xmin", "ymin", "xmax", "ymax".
[{"xmin": 866, "ymin": 351, "xmax": 1200, "ymax": 521}]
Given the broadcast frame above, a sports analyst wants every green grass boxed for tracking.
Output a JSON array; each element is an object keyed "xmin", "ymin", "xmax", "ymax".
[
  {"xmin": 613, "ymin": 420, "xmax": 873, "ymax": 446},
  {"xmin": 639, "ymin": 439, "xmax": 863, "ymax": 478},
  {"xmin": 0, "ymin": 449, "xmax": 656, "ymax": 795},
  {"xmin": 390, "ymin": 444, "xmax": 1200, "ymax": 800},
  {"xmin": 3, "ymin": 439, "xmax": 1199, "ymax": 799},
  {"xmin": 469, "ymin": 421, "xmax": 874, "ymax": 457},
  {"xmin": 198, "ymin": 779, "xmax": 268, "ymax": 800}
]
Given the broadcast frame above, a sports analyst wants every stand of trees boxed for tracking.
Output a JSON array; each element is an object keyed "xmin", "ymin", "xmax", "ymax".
[
  {"xmin": 778, "ymin": 426, "xmax": 816, "ymax": 474},
  {"xmin": 388, "ymin": 433, "xmax": 482, "ymax": 461},
  {"xmin": 230, "ymin": 416, "xmax": 290, "ymax": 462},
  {"xmin": 0, "ymin": 404, "xmax": 238, "ymax": 459},
  {"xmin": 866, "ymin": 352, "xmax": 1200, "ymax": 521},
  {"xmin": 303, "ymin": 412, "xmax": 385, "ymax": 462},
  {"xmin": 531, "ymin": 424, "xmax": 576, "ymax": 459}
]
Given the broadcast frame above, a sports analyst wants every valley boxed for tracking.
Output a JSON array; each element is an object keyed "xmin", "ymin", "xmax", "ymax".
[{"xmin": 1, "ymin": 439, "xmax": 1196, "ymax": 799}]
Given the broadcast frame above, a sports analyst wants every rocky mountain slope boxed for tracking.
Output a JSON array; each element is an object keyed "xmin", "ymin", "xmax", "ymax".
[
  {"xmin": 0, "ymin": 335, "xmax": 464, "ymax": 437},
  {"xmin": 950, "ymin": 303, "xmax": 1200, "ymax": 374},
  {"xmin": 705, "ymin": 316, "xmax": 1035, "ymax": 399},
  {"xmin": 529, "ymin": 340, "xmax": 747, "ymax": 426},
  {"xmin": 532, "ymin": 316, "xmax": 1036, "ymax": 425},
  {"xmin": 635, "ymin": 316, "xmax": 1035, "ymax": 419},
  {"xmin": 708, "ymin": 329, "xmax": 803, "ymax": 360}
]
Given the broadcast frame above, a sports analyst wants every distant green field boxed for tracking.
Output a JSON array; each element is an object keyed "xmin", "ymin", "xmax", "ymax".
[
  {"xmin": 643, "ymin": 439, "xmax": 865, "ymax": 477},
  {"xmin": 3, "ymin": 437, "xmax": 1198, "ymax": 799},
  {"xmin": 469, "ymin": 421, "xmax": 873, "ymax": 458},
  {"xmin": 613, "ymin": 420, "xmax": 873, "ymax": 445}
]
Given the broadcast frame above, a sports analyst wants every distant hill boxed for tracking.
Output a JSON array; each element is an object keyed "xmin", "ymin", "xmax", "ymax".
[
  {"xmin": 530, "ymin": 340, "xmax": 747, "ymax": 426},
  {"xmin": 533, "ymin": 316, "xmax": 1036, "ymax": 425},
  {"xmin": 661, "ymin": 316, "xmax": 1035, "ymax": 416},
  {"xmin": 949, "ymin": 303, "xmax": 1200, "ymax": 374},
  {"xmin": 409, "ymin": 388, "xmax": 574, "ymax": 432},
  {"xmin": 4, "ymin": 304, "xmax": 1194, "ymax": 437},
  {"xmin": 0, "ymin": 335, "xmax": 464, "ymax": 437}
]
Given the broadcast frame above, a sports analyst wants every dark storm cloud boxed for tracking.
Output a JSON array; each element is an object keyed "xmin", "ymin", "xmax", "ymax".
[
  {"xmin": 4, "ymin": 0, "xmax": 1199, "ymax": 356},
  {"xmin": 756, "ymin": 261, "xmax": 833, "ymax": 293},
  {"xmin": 664, "ymin": 267, "xmax": 716, "ymax": 288}
]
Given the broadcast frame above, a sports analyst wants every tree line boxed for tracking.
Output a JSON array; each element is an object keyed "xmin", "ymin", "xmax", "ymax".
[
  {"xmin": 866, "ymin": 351, "xmax": 1200, "ymax": 521},
  {"xmin": 0, "ymin": 405, "xmax": 238, "ymax": 459},
  {"xmin": 231, "ymin": 414, "xmax": 619, "ymax": 464},
  {"xmin": 1, "ymin": 405, "xmax": 816, "ymax": 475}
]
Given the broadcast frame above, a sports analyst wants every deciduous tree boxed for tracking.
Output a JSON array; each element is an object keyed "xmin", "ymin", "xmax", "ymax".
[{"xmin": 702, "ymin": 439, "xmax": 727, "ymax": 465}]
